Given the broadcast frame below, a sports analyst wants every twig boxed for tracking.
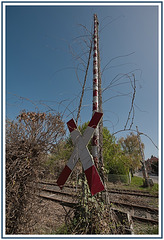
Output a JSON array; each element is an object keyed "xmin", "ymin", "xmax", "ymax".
[
  {"xmin": 112, "ymin": 129, "xmax": 158, "ymax": 150},
  {"xmin": 124, "ymin": 74, "xmax": 136, "ymax": 130},
  {"xmin": 76, "ymin": 40, "xmax": 92, "ymax": 124}
]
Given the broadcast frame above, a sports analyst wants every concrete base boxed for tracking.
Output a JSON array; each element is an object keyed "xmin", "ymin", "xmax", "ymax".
[{"xmin": 143, "ymin": 178, "xmax": 154, "ymax": 187}]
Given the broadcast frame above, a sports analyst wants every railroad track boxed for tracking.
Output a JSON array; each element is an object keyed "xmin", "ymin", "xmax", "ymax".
[
  {"xmin": 36, "ymin": 181, "xmax": 158, "ymax": 225},
  {"xmin": 37, "ymin": 182, "xmax": 78, "ymax": 208},
  {"xmin": 37, "ymin": 180, "xmax": 158, "ymax": 198},
  {"xmin": 107, "ymin": 188, "xmax": 158, "ymax": 198}
]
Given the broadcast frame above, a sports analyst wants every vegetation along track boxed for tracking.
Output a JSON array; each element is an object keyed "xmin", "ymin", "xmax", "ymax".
[{"xmin": 37, "ymin": 181, "xmax": 158, "ymax": 226}]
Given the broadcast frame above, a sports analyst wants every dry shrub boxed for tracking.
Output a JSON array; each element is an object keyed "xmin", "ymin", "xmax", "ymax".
[
  {"xmin": 60, "ymin": 199, "xmax": 131, "ymax": 234},
  {"xmin": 6, "ymin": 111, "xmax": 65, "ymax": 234}
]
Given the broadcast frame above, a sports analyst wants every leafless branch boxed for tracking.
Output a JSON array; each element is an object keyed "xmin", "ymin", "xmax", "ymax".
[
  {"xmin": 99, "ymin": 15, "xmax": 125, "ymax": 33},
  {"xmin": 76, "ymin": 40, "xmax": 92, "ymax": 124},
  {"xmin": 101, "ymin": 52, "xmax": 135, "ymax": 76},
  {"xmin": 124, "ymin": 74, "xmax": 136, "ymax": 130},
  {"xmin": 112, "ymin": 129, "xmax": 158, "ymax": 150}
]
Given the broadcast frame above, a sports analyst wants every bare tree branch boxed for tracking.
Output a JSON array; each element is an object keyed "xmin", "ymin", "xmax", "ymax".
[
  {"xmin": 112, "ymin": 129, "xmax": 158, "ymax": 150},
  {"xmin": 101, "ymin": 52, "xmax": 135, "ymax": 76},
  {"xmin": 76, "ymin": 40, "xmax": 92, "ymax": 124},
  {"xmin": 124, "ymin": 74, "xmax": 136, "ymax": 130}
]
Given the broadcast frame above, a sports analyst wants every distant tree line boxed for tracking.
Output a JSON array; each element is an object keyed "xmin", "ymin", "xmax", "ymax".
[{"xmin": 46, "ymin": 121, "xmax": 144, "ymax": 178}]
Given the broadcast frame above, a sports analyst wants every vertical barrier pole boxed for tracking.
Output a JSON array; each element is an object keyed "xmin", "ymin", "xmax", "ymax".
[{"xmin": 92, "ymin": 14, "xmax": 99, "ymax": 168}]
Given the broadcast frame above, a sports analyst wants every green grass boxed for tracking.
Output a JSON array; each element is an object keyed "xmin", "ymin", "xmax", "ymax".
[
  {"xmin": 130, "ymin": 176, "xmax": 158, "ymax": 194},
  {"xmin": 107, "ymin": 176, "xmax": 158, "ymax": 195},
  {"xmin": 130, "ymin": 176, "xmax": 144, "ymax": 188}
]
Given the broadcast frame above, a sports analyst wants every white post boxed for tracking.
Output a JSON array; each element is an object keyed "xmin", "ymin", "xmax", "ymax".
[{"xmin": 92, "ymin": 14, "xmax": 99, "ymax": 169}]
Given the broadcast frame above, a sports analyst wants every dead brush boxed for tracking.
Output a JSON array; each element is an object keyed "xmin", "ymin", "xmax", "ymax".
[
  {"xmin": 61, "ymin": 179, "xmax": 129, "ymax": 234},
  {"xmin": 6, "ymin": 111, "xmax": 65, "ymax": 234}
]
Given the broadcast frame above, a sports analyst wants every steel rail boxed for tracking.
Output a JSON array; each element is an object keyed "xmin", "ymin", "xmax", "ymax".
[
  {"xmin": 110, "ymin": 200, "xmax": 158, "ymax": 213},
  {"xmin": 38, "ymin": 193, "xmax": 158, "ymax": 224},
  {"xmin": 38, "ymin": 194, "xmax": 77, "ymax": 208},
  {"xmin": 38, "ymin": 187, "xmax": 158, "ymax": 213},
  {"xmin": 131, "ymin": 215, "xmax": 158, "ymax": 224},
  {"xmin": 108, "ymin": 189, "xmax": 158, "ymax": 198},
  {"xmin": 37, "ymin": 181, "xmax": 158, "ymax": 198},
  {"xmin": 38, "ymin": 187, "xmax": 76, "ymax": 197}
]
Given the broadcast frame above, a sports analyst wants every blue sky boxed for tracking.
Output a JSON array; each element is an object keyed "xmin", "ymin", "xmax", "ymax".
[{"xmin": 5, "ymin": 3, "xmax": 160, "ymax": 160}]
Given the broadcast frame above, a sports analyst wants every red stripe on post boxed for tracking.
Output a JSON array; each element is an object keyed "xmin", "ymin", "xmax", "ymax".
[
  {"xmin": 85, "ymin": 165, "xmax": 105, "ymax": 195},
  {"xmin": 93, "ymin": 78, "xmax": 98, "ymax": 84},
  {"xmin": 88, "ymin": 112, "xmax": 103, "ymax": 128},
  {"xmin": 57, "ymin": 165, "xmax": 72, "ymax": 189},
  {"xmin": 93, "ymin": 90, "xmax": 98, "ymax": 97},
  {"xmin": 67, "ymin": 119, "xmax": 77, "ymax": 133},
  {"xmin": 93, "ymin": 69, "xmax": 97, "ymax": 74},
  {"xmin": 93, "ymin": 102, "xmax": 98, "ymax": 111}
]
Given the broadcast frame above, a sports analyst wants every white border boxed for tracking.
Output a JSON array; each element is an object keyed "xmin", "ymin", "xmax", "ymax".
[
  {"xmin": 2, "ymin": 2, "xmax": 162, "ymax": 6},
  {"xmin": 3, "ymin": 2, "xmax": 6, "ymax": 239},
  {"xmin": 2, "ymin": 1, "xmax": 162, "ymax": 239},
  {"xmin": 158, "ymin": 2, "xmax": 162, "ymax": 238}
]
